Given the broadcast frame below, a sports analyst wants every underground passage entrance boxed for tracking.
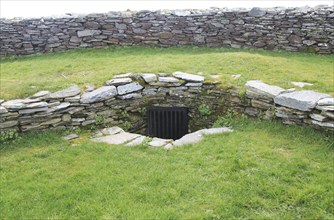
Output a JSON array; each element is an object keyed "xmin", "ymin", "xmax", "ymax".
[{"xmin": 147, "ymin": 107, "xmax": 188, "ymax": 140}]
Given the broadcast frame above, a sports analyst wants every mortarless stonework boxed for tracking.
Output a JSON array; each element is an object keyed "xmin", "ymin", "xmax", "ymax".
[
  {"xmin": 0, "ymin": 6, "xmax": 333, "ymax": 56},
  {"xmin": 0, "ymin": 72, "xmax": 333, "ymax": 134}
]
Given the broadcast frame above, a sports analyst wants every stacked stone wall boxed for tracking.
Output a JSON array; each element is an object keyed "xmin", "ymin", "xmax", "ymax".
[
  {"xmin": 1, "ymin": 6, "xmax": 333, "ymax": 56},
  {"xmin": 0, "ymin": 72, "xmax": 333, "ymax": 135}
]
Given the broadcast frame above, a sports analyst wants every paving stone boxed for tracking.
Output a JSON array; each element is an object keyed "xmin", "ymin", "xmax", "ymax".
[
  {"xmin": 172, "ymin": 71, "xmax": 205, "ymax": 82},
  {"xmin": 173, "ymin": 132, "xmax": 203, "ymax": 146},
  {"xmin": 148, "ymin": 137, "xmax": 173, "ymax": 148},
  {"xmin": 126, "ymin": 136, "xmax": 146, "ymax": 146},
  {"xmin": 101, "ymin": 126, "xmax": 124, "ymax": 135},
  {"xmin": 274, "ymin": 90, "xmax": 330, "ymax": 111},
  {"xmin": 198, "ymin": 127, "xmax": 234, "ymax": 135},
  {"xmin": 80, "ymin": 86, "xmax": 117, "ymax": 103},
  {"xmin": 91, "ymin": 132, "xmax": 141, "ymax": 145}
]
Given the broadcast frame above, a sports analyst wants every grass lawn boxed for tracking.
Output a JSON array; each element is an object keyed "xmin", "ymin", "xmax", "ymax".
[
  {"xmin": 0, "ymin": 46, "xmax": 333, "ymax": 100},
  {"xmin": 0, "ymin": 118, "xmax": 333, "ymax": 219}
]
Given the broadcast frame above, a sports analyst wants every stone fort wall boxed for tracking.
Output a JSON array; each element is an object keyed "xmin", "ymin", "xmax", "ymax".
[{"xmin": 0, "ymin": 6, "xmax": 333, "ymax": 56}]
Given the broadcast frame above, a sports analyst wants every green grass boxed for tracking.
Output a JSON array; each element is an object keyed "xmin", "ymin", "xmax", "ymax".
[
  {"xmin": 0, "ymin": 46, "xmax": 333, "ymax": 99},
  {"xmin": 1, "ymin": 118, "xmax": 333, "ymax": 219}
]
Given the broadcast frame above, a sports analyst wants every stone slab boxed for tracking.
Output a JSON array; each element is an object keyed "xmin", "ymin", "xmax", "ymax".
[
  {"xmin": 80, "ymin": 86, "xmax": 117, "ymax": 103},
  {"xmin": 173, "ymin": 132, "xmax": 203, "ymax": 146},
  {"xmin": 0, "ymin": 120, "xmax": 18, "ymax": 129},
  {"xmin": 172, "ymin": 71, "xmax": 205, "ymax": 82},
  {"xmin": 141, "ymin": 73, "xmax": 157, "ymax": 83},
  {"xmin": 2, "ymin": 99, "xmax": 27, "ymax": 110},
  {"xmin": 19, "ymin": 107, "xmax": 48, "ymax": 114},
  {"xmin": 126, "ymin": 136, "xmax": 146, "ymax": 146},
  {"xmin": 245, "ymin": 80, "xmax": 285, "ymax": 99},
  {"xmin": 274, "ymin": 90, "xmax": 330, "ymax": 112},
  {"xmin": 148, "ymin": 137, "xmax": 172, "ymax": 148},
  {"xmin": 101, "ymin": 126, "xmax": 124, "ymax": 135},
  {"xmin": 158, "ymin": 77, "xmax": 179, "ymax": 83},
  {"xmin": 91, "ymin": 132, "xmax": 141, "ymax": 145},
  {"xmin": 198, "ymin": 127, "xmax": 233, "ymax": 135},
  {"xmin": 118, "ymin": 93, "xmax": 142, "ymax": 100},
  {"xmin": 317, "ymin": 97, "xmax": 334, "ymax": 106},
  {"xmin": 0, "ymin": 106, "xmax": 8, "ymax": 114},
  {"xmin": 117, "ymin": 83, "xmax": 143, "ymax": 95},
  {"xmin": 31, "ymin": 91, "xmax": 50, "ymax": 98},
  {"xmin": 105, "ymin": 78, "xmax": 132, "ymax": 86},
  {"xmin": 49, "ymin": 85, "xmax": 80, "ymax": 99}
]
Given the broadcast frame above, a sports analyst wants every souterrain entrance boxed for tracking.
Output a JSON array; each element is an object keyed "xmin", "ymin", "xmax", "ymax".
[{"xmin": 147, "ymin": 107, "xmax": 188, "ymax": 140}]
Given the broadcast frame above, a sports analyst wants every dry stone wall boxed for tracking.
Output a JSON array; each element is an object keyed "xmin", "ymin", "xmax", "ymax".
[
  {"xmin": 1, "ymin": 6, "xmax": 333, "ymax": 56},
  {"xmin": 0, "ymin": 72, "xmax": 333, "ymax": 135}
]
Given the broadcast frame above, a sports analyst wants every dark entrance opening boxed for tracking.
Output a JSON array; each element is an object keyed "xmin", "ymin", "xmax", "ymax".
[{"xmin": 147, "ymin": 107, "xmax": 188, "ymax": 140}]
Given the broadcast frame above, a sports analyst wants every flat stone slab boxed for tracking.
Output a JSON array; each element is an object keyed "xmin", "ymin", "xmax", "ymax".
[
  {"xmin": 148, "ymin": 137, "xmax": 173, "ymax": 148},
  {"xmin": 2, "ymin": 99, "xmax": 27, "ymax": 110},
  {"xmin": 173, "ymin": 132, "xmax": 203, "ymax": 146},
  {"xmin": 0, "ymin": 106, "xmax": 8, "ymax": 114},
  {"xmin": 274, "ymin": 90, "xmax": 331, "ymax": 111},
  {"xmin": 91, "ymin": 132, "xmax": 141, "ymax": 145},
  {"xmin": 49, "ymin": 85, "xmax": 80, "ymax": 99},
  {"xmin": 101, "ymin": 126, "xmax": 124, "ymax": 135},
  {"xmin": 80, "ymin": 86, "xmax": 117, "ymax": 103},
  {"xmin": 126, "ymin": 136, "xmax": 146, "ymax": 147},
  {"xmin": 172, "ymin": 71, "xmax": 205, "ymax": 82},
  {"xmin": 317, "ymin": 97, "xmax": 334, "ymax": 106},
  {"xmin": 141, "ymin": 73, "xmax": 157, "ymax": 83},
  {"xmin": 198, "ymin": 127, "xmax": 234, "ymax": 135},
  {"xmin": 118, "ymin": 93, "xmax": 142, "ymax": 100},
  {"xmin": 105, "ymin": 78, "xmax": 132, "ymax": 86},
  {"xmin": 0, "ymin": 120, "xmax": 18, "ymax": 129},
  {"xmin": 48, "ymin": 102, "xmax": 71, "ymax": 112},
  {"xmin": 63, "ymin": 134, "xmax": 79, "ymax": 140},
  {"xmin": 117, "ymin": 82, "xmax": 143, "ymax": 95},
  {"xmin": 158, "ymin": 77, "xmax": 179, "ymax": 83},
  {"xmin": 31, "ymin": 91, "xmax": 50, "ymax": 98},
  {"xmin": 77, "ymin": 30, "xmax": 101, "ymax": 37},
  {"xmin": 245, "ymin": 80, "xmax": 285, "ymax": 99}
]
